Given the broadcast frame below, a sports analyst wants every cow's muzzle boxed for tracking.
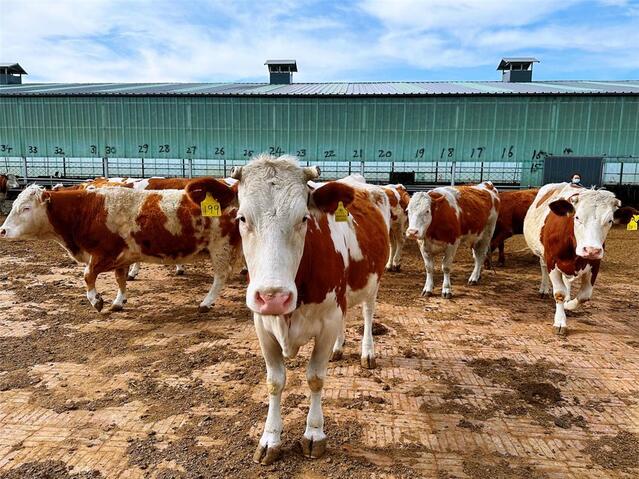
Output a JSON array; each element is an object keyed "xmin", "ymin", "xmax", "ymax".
[
  {"xmin": 254, "ymin": 289, "xmax": 294, "ymax": 315},
  {"xmin": 406, "ymin": 228, "xmax": 420, "ymax": 240},
  {"xmin": 579, "ymin": 246, "xmax": 603, "ymax": 260}
]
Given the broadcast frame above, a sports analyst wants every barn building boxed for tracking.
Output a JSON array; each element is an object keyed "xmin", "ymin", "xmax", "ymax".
[{"xmin": 1, "ymin": 59, "xmax": 638, "ymax": 189}]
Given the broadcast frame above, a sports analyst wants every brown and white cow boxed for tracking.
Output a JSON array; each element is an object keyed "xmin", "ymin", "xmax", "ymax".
[
  {"xmin": 406, "ymin": 182, "xmax": 500, "ymax": 298},
  {"xmin": 381, "ymin": 184, "xmax": 411, "ymax": 272},
  {"xmin": 0, "ymin": 180, "xmax": 241, "ymax": 312},
  {"xmin": 489, "ymin": 188, "xmax": 539, "ymax": 266},
  {"xmin": 226, "ymin": 155, "xmax": 389, "ymax": 464},
  {"xmin": 523, "ymin": 183, "xmax": 637, "ymax": 335},
  {"xmin": 0, "ymin": 174, "xmax": 19, "ymax": 214}
]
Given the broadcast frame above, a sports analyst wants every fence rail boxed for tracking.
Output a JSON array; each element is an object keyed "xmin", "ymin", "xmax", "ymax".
[{"xmin": 1, "ymin": 155, "xmax": 638, "ymax": 187}]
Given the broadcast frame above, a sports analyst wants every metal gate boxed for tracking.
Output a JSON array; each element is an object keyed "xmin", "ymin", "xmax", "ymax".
[{"xmin": 543, "ymin": 156, "xmax": 603, "ymax": 187}]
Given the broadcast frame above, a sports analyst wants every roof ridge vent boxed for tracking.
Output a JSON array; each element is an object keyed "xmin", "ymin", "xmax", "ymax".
[
  {"xmin": 265, "ymin": 60, "xmax": 297, "ymax": 85},
  {"xmin": 497, "ymin": 57, "xmax": 538, "ymax": 83},
  {"xmin": 0, "ymin": 63, "xmax": 27, "ymax": 85}
]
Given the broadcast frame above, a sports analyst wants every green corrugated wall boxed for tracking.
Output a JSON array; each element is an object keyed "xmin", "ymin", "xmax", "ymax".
[{"xmin": 1, "ymin": 95, "xmax": 638, "ymax": 183}]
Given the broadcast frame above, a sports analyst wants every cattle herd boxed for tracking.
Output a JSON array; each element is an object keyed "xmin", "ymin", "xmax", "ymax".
[{"xmin": 0, "ymin": 154, "xmax": 637, "ymax": 465}]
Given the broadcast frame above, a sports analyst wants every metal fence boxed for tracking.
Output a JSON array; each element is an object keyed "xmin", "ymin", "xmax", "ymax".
[{"xmin": 1, "ymin": 155, "xmax": 638, "ymax": 187}]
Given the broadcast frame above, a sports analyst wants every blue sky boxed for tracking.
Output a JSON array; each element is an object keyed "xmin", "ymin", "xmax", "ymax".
[{"xmin": 1, "ymin": 0, "xmax": 639, "ymax": 83}]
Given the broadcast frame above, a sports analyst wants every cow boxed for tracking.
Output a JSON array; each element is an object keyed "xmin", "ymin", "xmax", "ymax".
[
  {"xmin": 381, "ymin": 184, "xmax": 411, "ymax": 272},
  {"xmin": 0, "ymin": 179, "xmax": 241, "ymax": 313},
  {"xmin": 523, "ymin": 183, "xmax": 637, "ymax": 335},
  {"xmin": 225, "ymin": 154, "xmax": 389, "ymax": 464},
  {"xmin": 489, "ymin": 188, "xmax": 539, "ymax": 266},
  {"xmin": 0, "ymin": 174, "xmax": 19, "ymax": 214},
  {"xmin": 405, "ymin": 182, "xmax": 500, "ymax": 298}
]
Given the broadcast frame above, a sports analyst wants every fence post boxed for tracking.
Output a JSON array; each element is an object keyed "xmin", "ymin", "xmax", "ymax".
[
  {"xmin": 63, "ymin": 157, "xmax": 67, "ymax": 178},
  {"xmin": 480, "ymin": 161, "xmax": 484, "ymax": 182},
  {"xmin": 22, "ymin": 156, "xmax": 28, "ymax": 180},
  {"xmin": 102, "ymin": 157, "xmax": 109, "ymax": 178},
  {"xmin": 348, "ymin": 161, "xmax": 352, "ymax": 175},
  {"xmin": 188, "ymin": 158, "xmax": 193, "ymax": 178},
  {"xmin": 141, "ymin": 157, "xmax": 145, "ymax": 178},
  {"xmin": 360, "ymin": 160, "xmax": 365, "ymax": 177},
  {"xmin": 450, "ymin": 161, "xmax": 456, "ymax": 186},
  {"xmin": 223, "ymin": 159, "xmax": 227, "ymax": 177},
  {"xmin": 619, "ymin": 161, "xmax": 624, "ymax": 185}
]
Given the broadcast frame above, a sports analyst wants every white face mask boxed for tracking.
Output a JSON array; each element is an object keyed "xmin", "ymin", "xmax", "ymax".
[{"xmin": 572, "ymin": 177, "xmax": 581, "ymax": 184}]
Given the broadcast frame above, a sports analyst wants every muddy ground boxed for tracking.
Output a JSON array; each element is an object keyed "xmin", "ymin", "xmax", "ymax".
[{"xmin": 0, "ymin": 221, "xmax": 638, "ymax": 478}]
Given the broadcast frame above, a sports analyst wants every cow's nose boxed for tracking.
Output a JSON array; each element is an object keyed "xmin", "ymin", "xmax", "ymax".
[
  {"xmin": 406, "ymin": 228, "xmax": 419, "ymax": 239},
  {"xmin": 255, "ymin": 290, "xmax": 293, "ymax": 315},
  {"xmin": 0, "ymin": 229, "xmax": 6, "ymax": 237},
  {"xmin": 583, "ymin": 246, "xmax": 603, "ymax": 259}
]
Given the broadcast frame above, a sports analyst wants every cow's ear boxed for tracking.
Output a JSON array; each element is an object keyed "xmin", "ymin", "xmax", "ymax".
[
  {"xmin": 549, "ymin": 198, "xmax": 575, "ymax": 217},
  {"xmin": 185, "ymin": 177, "xmax": 236, "ymax": 208},
  {"xmin": 310, "ymin": 182, "xmax": 355, "ymax": 214},
  {"xmin": 613, "ymin": 206, "xmax": 638, "ymax": 225},
  {"xmin": 303, "ymin": 166, "xmax": 321, "ymax": 181},
  {"xmin": 41, "ymin": 191, "xmax": 51, "ymax": 203}
]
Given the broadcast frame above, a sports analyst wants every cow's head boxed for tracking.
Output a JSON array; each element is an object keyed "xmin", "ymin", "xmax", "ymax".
[
  {"xmin": 549, "ymin": 189, "xmax": 638, "ymax": 260},
  {"xmin": 0, "ymin": 185, "xmax": 52, "ymax": 239},
  {"xmin": 406, "ymin": 191, "xmax": 443, "ymax": 240},
  {"xmin": 5, "ymin": 174, "xmax": 19, "ymax": 189},
  {"xmin": 231, "ymin": 154, "xmax": 355, "ymax": 316}
]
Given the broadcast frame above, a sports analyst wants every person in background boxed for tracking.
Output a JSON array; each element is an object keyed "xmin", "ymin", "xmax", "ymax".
[{"xmin": 571, "ymin": 173, "xmax": 582, "ymax": 186}]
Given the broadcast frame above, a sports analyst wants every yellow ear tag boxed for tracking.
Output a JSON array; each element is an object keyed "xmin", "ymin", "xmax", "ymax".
[
  {"xmin": 627, "ymin": 214, "xmax": 639, "ymax": 231},
  {"xmin": 201, "ymin": 192, "xmax": 221, "ymax": 217},
  {"xmin": 334, "ymin": 201, "xmax": 349, "ymax": 222}
]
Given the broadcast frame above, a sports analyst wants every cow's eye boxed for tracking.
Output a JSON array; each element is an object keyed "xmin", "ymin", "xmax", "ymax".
[
  {"xmin": 575, "ymin": 216, "xmax": 580, "ymax": 221},
  {"xmin": 237, "ymin": 215, "xmax": 246, "ymax": 223},
  {"xmin": 302, "ymin": 215, "xmax": 309, "ymax": 223}
]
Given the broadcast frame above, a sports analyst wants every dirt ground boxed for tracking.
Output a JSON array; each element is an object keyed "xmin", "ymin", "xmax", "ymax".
[{"xmin": 0, "ymin": 220, "xmax": 638, "ymax": 479}]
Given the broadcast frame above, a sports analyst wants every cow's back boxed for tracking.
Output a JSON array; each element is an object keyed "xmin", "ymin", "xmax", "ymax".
[
  {"xmin": 0, "ymin": 175, "xmax": 7, "ymax": 199},
  {"xmin": 498, "ymin": 189, "xmax": 539, "ymax": 235}
]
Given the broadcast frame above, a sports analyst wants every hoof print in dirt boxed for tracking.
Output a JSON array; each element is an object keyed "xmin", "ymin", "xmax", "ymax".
[
  {"xmin": 300, "ymin": 436, "xmax": 327, "ymax": 459},
  {"xmin": 253, "ymin": 443, "xmax": 281, "ymax": 465}
]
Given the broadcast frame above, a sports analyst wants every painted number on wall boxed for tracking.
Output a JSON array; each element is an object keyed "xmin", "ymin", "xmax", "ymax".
[
  {"xmin": 0, "ymin": 144, "xmax": 13, "ymax": 153},
  {"xmin": 159, "ymin": 144, "xmax": 170, "ymax": 153},
  {"xmin": 378, "ymin": 149, "xmax": 392, "ymax": 158}
]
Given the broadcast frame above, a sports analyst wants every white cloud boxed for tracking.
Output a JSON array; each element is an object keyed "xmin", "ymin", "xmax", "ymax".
[{"xmin": 0, "ymin": 0, "xmax": 638, "ymax": 83}]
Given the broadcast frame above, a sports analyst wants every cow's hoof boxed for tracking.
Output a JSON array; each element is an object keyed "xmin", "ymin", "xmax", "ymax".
[
  {"xmin": 110, "ymin": 303, "xmax": 124, "ymax": 312},
  {"xmin": 127, "ymin": 275, "xmax": 136, "ymax": 281},
  {"xmin": 300, "ymin": 437, "xmax": 327, "ymax": 459},
  {"xmin": 442, "ymin": 291, "xmax": 453, "ymax": 299},
  {"xmin": 93, "ymin": 296, "xmax": 104, "ymax": 312},
  {"xmin": 360, "ymin": 355, "xmax": 376, "ymax": 369},
  {"xmin": 331, "ymin": 350, "xmax": 343, "ymax": 361},
  {"xmin": 553, "ymin": 326, "xmax": 568, "ymax": 336},
  {"xmin": 498, "ymin": 261, "xmax": 505, "ymax": 267},
  {"xmin": 393, "ymin": 265, "xmax": 401, "ymax": 272},
  {"xmin": 198, "ymin": 304, "xmax": 211, "ymax": 314},
  {"xmin": 468, "ymin": 279, "xmax": 479, "ymax": 286},
  {"xmin": 421, "ymin": 290, "xmax": 432, "ymax": 297},
  {"xmin": 253, "ymin": 443, "xmax": 281, "ymax": 465},
  {"xmin": 175, "ymin": 269, "xmax": 185, "ymax": 276}
]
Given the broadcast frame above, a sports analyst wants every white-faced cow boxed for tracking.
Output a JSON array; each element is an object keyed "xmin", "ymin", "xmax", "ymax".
[
  {"xmin": 0, "ymin": 180, "xmax": 241, "ymax": 312},
  {"xmin": 523, "ymin": 182, "xmax": 637, "ymax": 335},
  {"xmin": 381, "ymin": 184, "xmax": 411, "ymax": 272},
  {"xmin": 406, "ymin": 182, "xmax": 500, "ymax": 298},
  {"xmin": 0, "ymin": 174, "xmax": 19, "ymax": 214},
  {"xmin": 227, "ymin": 155, "xmax": 389, "ymax": 464}
]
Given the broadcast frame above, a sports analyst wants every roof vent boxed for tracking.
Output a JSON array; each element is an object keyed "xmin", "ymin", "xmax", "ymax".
[
  {"xmin": 497, "ymin": 57, "xmax": 538, "ymax": 83},
  {"xmin": 265, "ymin": 60, "xmax": 297, "ymax": 85},
  {"xmin": 0, "ymin": 63, "xmax": 27, "ymax": 85}
]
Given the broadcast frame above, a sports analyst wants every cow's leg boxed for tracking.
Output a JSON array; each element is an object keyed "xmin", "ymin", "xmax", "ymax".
[
  {"xmin": 549, "ymin": 267, "xmax": 569, "ymax": 335},
  {"xmin": 302, "ymin": 310, "xmax": 340, "ymax": 459},
  {"xmin": 418, "ymin": 240, "xmax": 435, "ymax": 296},
  {"xmin": 498, "ymin": 241, "xmax": 506, "ymax": 266},
  {"xmin": 565, "ymin": 270, "xmax": 593, "ymax": 311},
  {"xmin": 360, "ymin": 292, "xmax": 378, "ymax": 369},
  {"xmin": 538, "ymin": 257, "xmax": 551, "ymax": 297},
  {"xmin": 469, "ymin": 235, "xmax": 491, "ymax": 285},
  {"xmin": 331, "ymin": 317, "xmax": 346, "ymax": 361},
  {"xmin": 253, "ymin": 317, "xmax": 286, "ymax": 465},
  {"xmin": 441, "ymin": 243, "xmax": 459, "ymax": 299},
  {"xmin": 84, "ymin": 263, "xmax": 104, "ymax": 312},
  {"xmin": 111, "ymin": 267, "xmax": 128, "ymax": 311},
  {"xmin": 127, "ymin": 262, "xmax": 140, "ymax": 281},
  {"xmin": 175, "ymin": 264, "xmax": 185, "ymax": 276},
  {"xmin": 198, "ymin": 270, "xmax": 229, "ymax": 313},
  {"xmin": 392, "ymin": 228, "xmax": 406, "ymax": 271},
  {"xmin": 385, "ymin": 230, "xmax": 396, "ymax": 271}
]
